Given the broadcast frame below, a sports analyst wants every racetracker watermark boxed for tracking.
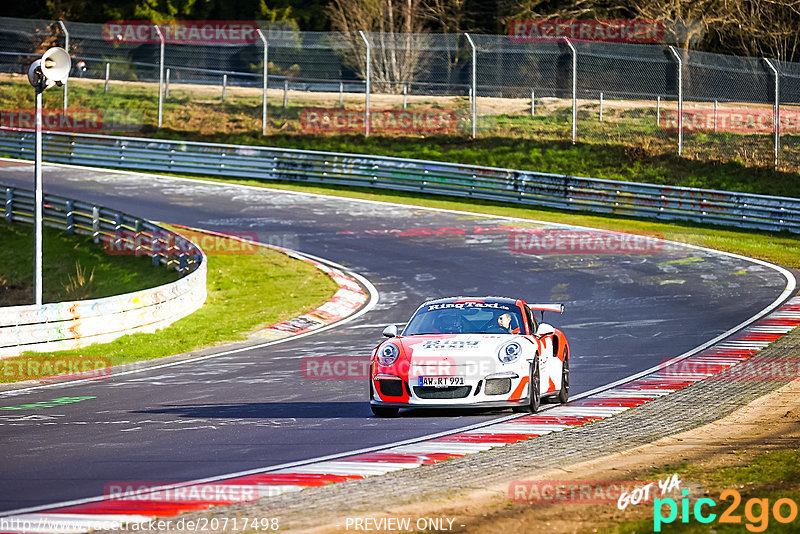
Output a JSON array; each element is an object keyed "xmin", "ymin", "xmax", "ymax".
[
  {"xmin": 2, "ymin": 109, "xmax": 102, "ymax": 133},
  {"xmin": 300, "ymin": 108, "xmax": 457, "ymax": 134},
  {"xmin": 301, "ymin": 356, "xmax": 498, "ymax": 380},
  {"xmin": 302, "ymin": 357, "xmax": 371, "ymax": 380},
  {"xmin": 103, "ymin": 21, "xmax": 259, "ymax": 44},
  {"xmin": 1, "ymin": 108, "xmax": 144, "ymax": 133},
  {"xmin": 104, "ymin": 482, "xmax": 259, "ymax": 503},
  {"xmin": 659, "ymin": 358, "xmax": 800, "ymax": 381},
  {"xmin": 103, "ymin": 231, "xmax": 260, "ymax": 256},
  {"xmin": 659, "ymin": 108, "xmax": 797, "ymax": 135},
  {"xmin": 1, "ymin": 356, "xmax": 111, "ymax": 381},
  {"xmin": 509, "ymin": 229, "xmax": 663, "ymax": 255},
  {"xmin": 509, "ymin": 19, "xmax": 664, "ymax": 44},
  {"xmin": 509, "ymin": 479, "xmax": 657, "ymax": 504}
]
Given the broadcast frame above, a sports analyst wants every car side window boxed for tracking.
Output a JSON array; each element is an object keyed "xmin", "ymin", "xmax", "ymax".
[{"xmin": 523, "ymin": 305, "xmax": 537, "ymax": 335}]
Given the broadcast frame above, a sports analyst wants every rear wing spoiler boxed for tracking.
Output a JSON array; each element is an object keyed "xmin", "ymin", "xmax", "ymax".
[{"xmin": 529, "ymin": 303, "xmax": 565, "ymax": 314}]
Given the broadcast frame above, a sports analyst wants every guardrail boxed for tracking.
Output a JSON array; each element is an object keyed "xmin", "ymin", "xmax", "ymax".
[
  {"xmin": 0, "ymin": 183, "xmax": 206, "ymax": 357},
  {"xmin": 1, "ymin": 129, "xmax": 799, "ymax": 234}
]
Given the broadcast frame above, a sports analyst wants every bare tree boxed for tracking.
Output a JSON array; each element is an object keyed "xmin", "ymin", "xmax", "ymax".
[
  {"xmin": 498, "ymin": 0, "xmax": 629, "ymax": 27},
  {"xmin": 716, "ymin": 0, "xmax": 800, "ymax": 61},
  {"xmin": 423, "ymin": 0, "xmax": 471, "ymax": 33},
  {"xmin": 632, "ymin": 0, "xmax": 731, "ymax": 52},
  {"xmin": 326, "ymin": 0, "xmax": 429, "ymax": 92}
]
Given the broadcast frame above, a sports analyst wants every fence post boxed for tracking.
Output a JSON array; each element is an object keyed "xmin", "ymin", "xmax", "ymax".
[
  {"xmin": 764, "ymin": 58, "xmax": 780, "ymax": 170},
  {"xmin": 283, "ymin": 79, "xmax": 288, "ymax": 110},
  {"xmin": 599, "ymin": 91, "xmax": 604, "ymax": 121},
  {"xmin": 531, "ymin": 88, "xmax": 535, "ymax": 117},
  {"xmin": 58, "ymin": 21, "xmax": 69, "ymax": 113},
  {"xmin": 339, "ymin": 80, "xmax": 344, "ymax": 108},
  {"xmin": 154, "ymin": 25, "xmax": 165, "ymax": 128},
  {"xmin": 668, "ymin": 46, "xmax": 683, "ymax": 155},
  {"xmin": 165, "ymin": 68, "xmax": 170, "ymax": 98},
  {"xmin": 465, "ymin": 33, "xmax": 477, "ymax": 138},
  {"xmin": 104, "ymin": 62, "xmax": 110, "ymax": 93},
  {"xmin": 222, "ymin": 74, "xmax": 227, "ymax": 102},
  {"xmin": 34, "ymin": 91, "xmax": 43, "ymax": 306},
  {"xmin": 257, "ymin": 29, "xmax": 268, "ymax": 135},
  {"xmin": 713, "ymin": 100, "xmax": 718, "ymax": 133},
  {"xmin": 359, "ymin": 30, "xmax": 371, "ymax": 137},
  {"xmin": 92, "ymin": 206, "xmax": 100, "ymax": 243},
  {"xmin": 403, "ymin": 84, "xmax": 408, "ymax": 109},
  {"xmin": 4, "ymin": 188, "xmax": 12, "ymax": 223},
  {"xmin": 114, "ymin": 213, "xmax": 123, "ymax": 248},
  {"xmin": 563, "ymin": 38, "xmax": 577, "ymax": 144},
  {"xmin": 657, "ymin": 95, "xmax": 661, "ymax": 126},
  {"xmin": 65, "ymin": 200, "xmax": 74, "ymax": 233}
]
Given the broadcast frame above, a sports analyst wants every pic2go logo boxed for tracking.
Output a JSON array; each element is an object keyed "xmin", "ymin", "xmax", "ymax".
[{"xmin": 654, "ymin": 489, "xmax": 799, "ymax": 532}]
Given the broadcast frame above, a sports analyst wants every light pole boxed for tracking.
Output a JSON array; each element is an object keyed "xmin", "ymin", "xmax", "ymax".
[{"xmin": 27, "ymin": 47, "xmax": 71, "ymax": 306}]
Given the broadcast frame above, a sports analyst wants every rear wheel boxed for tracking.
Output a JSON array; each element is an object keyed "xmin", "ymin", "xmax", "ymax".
[
  {"xmin": 370, "ymin": 405, "xmax": 399, "ymax": 417},
  {"xmin": 558, "ymin": 347, "xmax": 570, "ymax": 404}
]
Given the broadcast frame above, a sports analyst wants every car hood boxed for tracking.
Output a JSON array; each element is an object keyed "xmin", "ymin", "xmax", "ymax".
[
  {"xmin": 396, "ymin": 334, "xmax": 517, "ymax": 356},
  {"xmin": 393, "ymin": 334, "xmax": 524, "ymax": 378}
]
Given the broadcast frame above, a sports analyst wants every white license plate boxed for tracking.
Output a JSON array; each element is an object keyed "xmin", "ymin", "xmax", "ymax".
[{"xmin": 419, "ymin": 376, "xmax": 465, "ymax": 388}]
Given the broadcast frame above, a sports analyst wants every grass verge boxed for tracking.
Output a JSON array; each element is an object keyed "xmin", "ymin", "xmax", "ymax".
[
  {"xmin": 0, "ymin": 220, "xmax": 179, "ymax": 306},
  {"xmin": 1, "ymin": 227, "xmax": 338, "ymax": 383},
  {"xmin": 610, "ymin": 449, "xmax": 800, "ymax": 533},
  {"xmin": 3, "ymin": 74, "xmax": 799, "ymax": 197}
]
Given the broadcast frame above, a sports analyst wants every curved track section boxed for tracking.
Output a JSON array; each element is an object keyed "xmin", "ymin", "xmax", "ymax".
[{"xmin": 0, "ymin": 161, "xmax": 793, "ymax": 514}]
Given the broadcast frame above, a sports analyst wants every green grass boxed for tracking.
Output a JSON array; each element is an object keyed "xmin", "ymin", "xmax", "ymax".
[
  {"xmin": 3, "ymin": 74, "xmax": 800, "ymax": 197},
  {"xmin": 161, "ymin": 130, "xmax": 800, "ymax": 197},
  {"xmin": 0, "ymin": 221, "xmax": 179, "ymax": 306},
  {"xmin": 606, "ymin": 449, "xmax": 800, "ymax": 533},
  {"xmin": 1, "ymin": 226, "xmax": 338, "ymax": 382}
]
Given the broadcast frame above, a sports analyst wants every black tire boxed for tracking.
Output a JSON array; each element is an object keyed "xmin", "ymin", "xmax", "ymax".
[
  {"xmin": 558, "ymin": 346, "xmax": 570, "ymax": 404},
  {"xmin": 513, "ymin": 360, "xmax": 540, "ymax": 413},
  {"xmin": 530, "ymin": 361, "xmax": 541, "ymax": 413},
  {"xmin": 370, "ymin": 405, "xmax": 399, "ymax": 417}
]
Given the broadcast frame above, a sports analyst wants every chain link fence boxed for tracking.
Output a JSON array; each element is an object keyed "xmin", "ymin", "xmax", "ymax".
[{"xmin": 1, "ymin": 16, "xmax": 799, "ymax": 173}]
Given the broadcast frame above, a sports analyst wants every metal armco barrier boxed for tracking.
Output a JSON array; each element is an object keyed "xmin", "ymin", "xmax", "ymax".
[
  {"xmin": 0, "ymin": 129, "xmax": 799, "ymax": 234},
  {"xmin": 0, "ymin": 183, "xmax": 207, "ymax": 357}
]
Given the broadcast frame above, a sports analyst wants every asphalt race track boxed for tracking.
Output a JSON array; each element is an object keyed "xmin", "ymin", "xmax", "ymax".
[{"xmin": 0, "ymin": 162, "xmax": 792, "ymax": 513}]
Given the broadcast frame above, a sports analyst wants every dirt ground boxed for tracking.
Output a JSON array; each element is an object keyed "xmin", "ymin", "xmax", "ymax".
[{"xmin": 295, "ymin": 379, "xmax": 800, "ymax": 534}]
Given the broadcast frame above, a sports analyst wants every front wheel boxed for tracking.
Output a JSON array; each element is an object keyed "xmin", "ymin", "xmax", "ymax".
[
  {"xmin": 512, "ymin": 360, "xmax": 540, "ymax": 413},
  {"xmin": 558, "ymin": 347, "xmax": 570, "ymax": 404},
  {"xmin": 530, "ymin": 361, "xmax": 541, "ymax": 413},
  {"xmin": 370, "ymin": 405, "xmax": 399, "ymax": 417}
]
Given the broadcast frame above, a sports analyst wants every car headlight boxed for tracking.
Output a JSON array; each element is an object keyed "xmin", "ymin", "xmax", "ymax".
[
  {"xmin": 498, "ymin": 342, "xmax": 521, "ymax": 364},
  {"xmin": 377, "ymin": 343, "xmax": 400, "ymax": 366}
]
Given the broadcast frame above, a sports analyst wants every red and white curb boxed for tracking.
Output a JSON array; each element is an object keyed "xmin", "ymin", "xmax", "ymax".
[
  {"xmin": 248, "ymin": 252, "xmax": 368, "ymax": 341},
  {"xmin": 172, "ymin": 226, "xmax": 370, "ymax": 340},
  {"xmin": 2, "ymin": 296, "xmax": 797, "ymax": 533}
]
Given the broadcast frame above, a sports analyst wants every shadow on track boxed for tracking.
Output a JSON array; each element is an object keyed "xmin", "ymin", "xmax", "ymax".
[{"xmin": 133, "ymin": 402, "xmax": 511, "ymax": 419}]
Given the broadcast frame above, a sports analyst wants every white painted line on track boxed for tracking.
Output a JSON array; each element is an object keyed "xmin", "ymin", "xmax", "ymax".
[{"xmin": 0, "ymin": 158, "xmax": 796, "ymax": 523}]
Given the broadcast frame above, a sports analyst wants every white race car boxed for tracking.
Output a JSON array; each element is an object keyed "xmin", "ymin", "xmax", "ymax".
[{"xmin": 369, "ymin": 296, "xmax": 570, "ymax": 417}]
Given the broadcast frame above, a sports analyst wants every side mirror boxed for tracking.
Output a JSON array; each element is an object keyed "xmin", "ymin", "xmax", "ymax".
[
  {"xmin": 536, "ymin": 323, "xmax": 556, "ymax": 337},
  {"xmin": 382, "ymin": 324, "xmax": 398, "ymax": 338}
]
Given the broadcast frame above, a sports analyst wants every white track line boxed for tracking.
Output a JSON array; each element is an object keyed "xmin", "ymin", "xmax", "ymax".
[{"xmin": 0, "ymin": 159, "xmax": 795, "ymax": 521}]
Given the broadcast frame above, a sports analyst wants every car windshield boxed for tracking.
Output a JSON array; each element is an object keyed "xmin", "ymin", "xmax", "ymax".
[{"xmin": 403, "ymin": 301, "xmax": 525, "ymax": 335}]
